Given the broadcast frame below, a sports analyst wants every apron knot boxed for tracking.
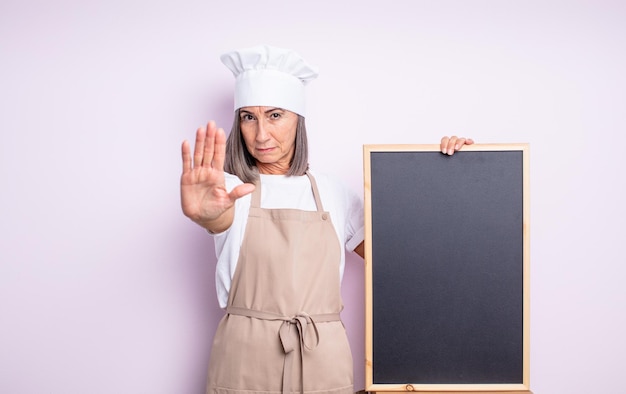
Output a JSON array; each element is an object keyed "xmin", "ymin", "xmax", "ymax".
[
  {"xmin": 277, "ymin": 312, "xmax": 323, "ymax": 394},
  {"xmin": 224, "ymin": 306, "xmax": 342, "ymax": 394},
  {"xmin": 278, "ymin": 312, "xmax": 320, "ymax": 354}
]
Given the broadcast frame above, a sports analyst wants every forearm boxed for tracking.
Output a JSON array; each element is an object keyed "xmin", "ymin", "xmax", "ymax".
[{"xmin": 188, "ymin": 207, "xmax": 235, "ymax": 234}]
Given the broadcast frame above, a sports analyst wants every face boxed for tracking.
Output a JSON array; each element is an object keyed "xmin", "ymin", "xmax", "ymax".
[{"xmin": 239, "ymin": 106, "xmax": 298, "ymax": 175}]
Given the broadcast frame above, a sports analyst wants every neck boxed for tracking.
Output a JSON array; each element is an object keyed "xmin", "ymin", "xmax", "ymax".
[{"xmin": 257, "ymin": 162, "xmax": 290, "ymax": 175}]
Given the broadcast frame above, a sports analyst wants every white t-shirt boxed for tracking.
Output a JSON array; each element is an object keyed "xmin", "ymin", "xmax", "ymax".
[{"xmin": 211, "ymin": 170, "xmax": 365, "ymax": 308}]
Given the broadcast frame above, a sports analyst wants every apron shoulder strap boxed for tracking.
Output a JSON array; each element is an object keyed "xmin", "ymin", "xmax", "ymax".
[
  {"xmin": 305, "ymin": 171, "xmax": 325, "ymax": 212},
  {"xmin": 250, "ymin": 178, "xmax": 262, "ymax": 208}
]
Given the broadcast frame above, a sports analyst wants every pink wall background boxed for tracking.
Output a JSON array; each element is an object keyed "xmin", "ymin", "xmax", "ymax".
[{"xmin": 2, "ymin": 1, "xmax": 625, "ymax": 393}]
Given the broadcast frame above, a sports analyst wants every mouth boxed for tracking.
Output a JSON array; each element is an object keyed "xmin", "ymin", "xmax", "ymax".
[{"xmin": 256, "ymin": 147, "xmax": 275, "ymax": 154}]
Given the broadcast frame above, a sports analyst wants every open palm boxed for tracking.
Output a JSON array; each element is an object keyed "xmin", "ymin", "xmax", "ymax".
[{"xmin": 180, "ymin": 121, "xmax": 254, "ymax": 230}]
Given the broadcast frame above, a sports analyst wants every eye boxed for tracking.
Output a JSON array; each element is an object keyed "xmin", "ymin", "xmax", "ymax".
[
  {"xmin": 269, "ymin": 112, "xmax": 282, "ymax": 119},
  {"xmin": 240, "ymin": 113, "xmax": 255, "ymax": 122}
]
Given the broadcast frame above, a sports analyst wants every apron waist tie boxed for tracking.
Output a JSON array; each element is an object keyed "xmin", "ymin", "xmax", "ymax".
[{"xmin": 226, "ymin": 306, "xmax": 341, "ymax": 394}]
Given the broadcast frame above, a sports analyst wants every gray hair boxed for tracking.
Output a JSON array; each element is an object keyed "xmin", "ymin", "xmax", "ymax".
[{"xmin": 224, "ymin": 109, "xmax": 309, "ymax": 183}]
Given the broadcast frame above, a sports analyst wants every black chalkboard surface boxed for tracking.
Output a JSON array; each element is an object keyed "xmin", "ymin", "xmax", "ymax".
[{"xmin": 363, "ymin": 144, "xmax": 530, "ymax": 393}]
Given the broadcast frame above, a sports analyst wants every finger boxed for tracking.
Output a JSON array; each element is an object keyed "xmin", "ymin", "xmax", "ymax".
[
  {"xmin": 202, "ymin": 121, "xmax": 218, "ymax": 168},
  {"xmin": 212, "ymin": 127, "xmax": 227, "ymax": 172},
  {"xmin": 447, "ymin": 136, "xmax": 459, "ymax": 155},
  {"xmin": 229, "ymin": 183, "xmax": 256, "ymax": 201},
  {"xmin": 193, "ymin": 125, "xmax": 207, "ymax": 168},
  {"xmin": 454, "ymin": 137, "xmax": 475, "ymax": 150},
  {"xmin": 181, "ymin": 140, "xmax": 192, "ymax": 174},
  {"xmin": 440, "ymin": 136, "xmax": 450, "ymax": 154}
]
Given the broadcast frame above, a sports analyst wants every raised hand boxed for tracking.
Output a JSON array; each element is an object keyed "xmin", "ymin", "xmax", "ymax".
[
  {"xmin": 440, "ymin": 136, "xmax": 474, "ymax": 155},
  {"xmin": 180, "ymin": 121, "xmax": 255, "ymax": 232}
]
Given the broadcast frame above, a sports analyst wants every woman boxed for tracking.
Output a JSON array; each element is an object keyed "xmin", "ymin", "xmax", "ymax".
[{"xmin": 181, "ymin": 45, "xmax": 472, "ymax": 394}]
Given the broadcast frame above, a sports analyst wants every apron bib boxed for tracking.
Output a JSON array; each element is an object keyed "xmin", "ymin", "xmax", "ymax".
[{"xmin": 206, "ymin": 173, "xmax": 353, "ymax": 394}]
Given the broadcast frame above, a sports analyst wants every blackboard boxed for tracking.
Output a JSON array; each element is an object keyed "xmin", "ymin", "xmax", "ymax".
[{"xmin": 363, "ymin": 144, "xmax": 530, "ymax": 393}]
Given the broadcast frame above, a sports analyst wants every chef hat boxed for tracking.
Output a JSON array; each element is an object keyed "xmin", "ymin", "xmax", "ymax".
[{"xmin": 220, "ymin": 45, "xmax": 319, "ymax": 116}]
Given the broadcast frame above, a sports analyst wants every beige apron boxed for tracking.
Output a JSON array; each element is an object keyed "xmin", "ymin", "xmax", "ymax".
[{"xmin": 206, "ymin": 172, "xmax": 353, "ymax": 394}]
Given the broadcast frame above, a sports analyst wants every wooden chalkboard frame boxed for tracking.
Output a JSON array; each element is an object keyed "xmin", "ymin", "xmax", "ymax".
[{"xmin": 363, "ymin": 144, "xmax": 531, "ymax": 393}]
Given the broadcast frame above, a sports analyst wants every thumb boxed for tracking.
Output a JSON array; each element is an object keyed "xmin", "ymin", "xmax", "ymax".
[{"xmin": 229, "ymin": 183, "xmax": 256, "ymax": 201}]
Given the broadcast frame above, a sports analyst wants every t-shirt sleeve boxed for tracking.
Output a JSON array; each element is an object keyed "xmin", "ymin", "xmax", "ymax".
[{"xmin": 343, "ymin": 182, "xmax": 365, "ymax": 253}]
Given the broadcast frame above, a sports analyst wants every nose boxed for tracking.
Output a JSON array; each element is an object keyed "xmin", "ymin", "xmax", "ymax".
[{"xmin": 255, "ymin": 118, "xmax": 270, "ymax": 142}]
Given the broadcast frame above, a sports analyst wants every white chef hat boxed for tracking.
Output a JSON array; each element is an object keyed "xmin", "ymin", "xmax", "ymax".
[{"xmin": 220, "ymin": 45, "xmax": 319, "ymax": 117}]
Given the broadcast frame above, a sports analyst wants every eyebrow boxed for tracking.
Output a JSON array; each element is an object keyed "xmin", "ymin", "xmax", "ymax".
[
  {"xmin": 240, "ymin": 107, "xmax": 283, "ymax": 115},
  {"xmin": 264, "ymin": 107, "xmax": 283, "ymax": 114}
]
